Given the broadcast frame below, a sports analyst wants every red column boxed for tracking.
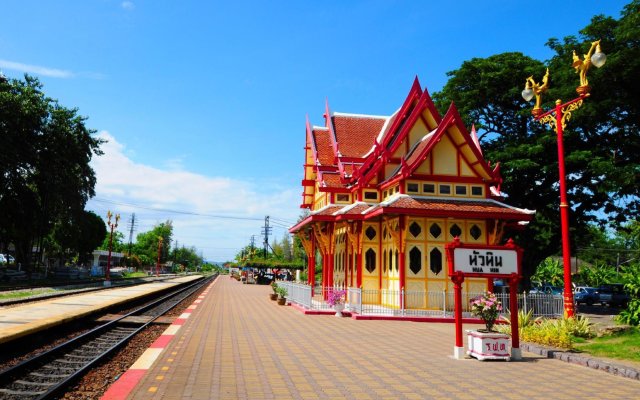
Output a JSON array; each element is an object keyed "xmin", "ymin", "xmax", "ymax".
[
  {"xmin": 328, "ymin": 252, "xmax": 334, "ymax": 288},
  {"xmin": 554, "ymin": 102, "xmax": 575, "ymax": 318},
  {"xmin": 356, "ymin": 250, "xmax": 363, "ymax": 288},
  {"xmin": 322, "ymin": 251, "xmax": 328, "ymax": 300},
  {"xmin": 399, "ymin": 217, "xmax": 406, "ymax": 309},
  {"xmin": 509, "ymin": 274, "xmax": 521, "ymax": 355},
  {"xmin": 309, "ymin": 236, "xmax": 316, "ymax": 295},
  {"xmin": 452, "ymin": 273, "xmax": 465, "ymax": 357}
]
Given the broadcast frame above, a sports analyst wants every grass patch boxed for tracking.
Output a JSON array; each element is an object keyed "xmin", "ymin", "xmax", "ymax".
[
  {"xmin": 574, "ymin": 327, "xmax": 640, "ymax": 363},
  {"xmin": 0, "ymin": 289, "xmax": 55, "ymax": 300},
  {"xmin": 122, "ymin": 271, "xmax": 148, "ymax": 278}
]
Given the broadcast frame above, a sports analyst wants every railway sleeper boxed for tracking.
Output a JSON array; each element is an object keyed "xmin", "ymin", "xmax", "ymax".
[
  {"xmin": 52, "ymin": 358, "xmax": 86, "ymax": 365},
  {"xmin": 30, "ymin": 372, "xmax": 70, "ymax": 379},
  {"xmin": 0, "ymin": 388, "xmax": 46, "ymax": 395},
  {"xmin": 14, "ymin": 380, "xmax": 56, "ymax": 387}
]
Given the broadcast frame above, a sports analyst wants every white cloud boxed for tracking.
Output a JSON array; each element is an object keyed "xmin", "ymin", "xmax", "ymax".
[
  {"xmin": 0, "ymin": 59, "xmax": 105, "ymax": 80},
  {"xmin": 0, "ymin": 59, "xmax": 74, "ymax": 78},
  {"xmin": 121, "ymin": 1, "xmax": 135, "ymax": 10},
  {"xmin": 86, "ymin": 131, "xmax": 300, "ymax": 262}
]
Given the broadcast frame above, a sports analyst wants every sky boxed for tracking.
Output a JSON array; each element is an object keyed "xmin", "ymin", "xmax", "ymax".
[{"xmin": 0, "ymin": 0, "xmax": 630, "ymax": 262}]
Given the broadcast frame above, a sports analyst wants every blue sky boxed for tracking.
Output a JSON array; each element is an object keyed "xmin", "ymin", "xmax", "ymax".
[{"xmin": 0, "ymin": 1, "xmax": 629, "ymax": 262}]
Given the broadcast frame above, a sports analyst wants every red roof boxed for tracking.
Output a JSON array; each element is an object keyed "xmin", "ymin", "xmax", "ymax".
[
  {"xmin": 332, "ymin": 115, "xmax": 386, "ymax": 158},
  {"xmin": 312, "ymin": 127, "xmax": 334, "ymax": 166},
  {"xmin": 368, "ymin": 196, "xmax": 534, "ymax": 220},
  {"xmin": 320, "ymin": 173, "xmax": 343, "ymax": 188},
  {"xmin": 314, "ymin": 205, "xmax": 344, "ymax": 216}
]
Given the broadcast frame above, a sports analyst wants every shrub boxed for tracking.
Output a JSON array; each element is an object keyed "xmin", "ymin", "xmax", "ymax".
[
  {"xmin": 499, "ymin": 314, "xmax": 593, "ymax": 349},
  {"xmin": 616, "ymin": 273, "xmax": 640, "ymax": 326},
  {"xmin": 520, "ymin": 319, "xmax": 573, "ymax": 349},
  {"xmin": 276, "ymin": 287, "xmax": 288, "ymax": 298}
]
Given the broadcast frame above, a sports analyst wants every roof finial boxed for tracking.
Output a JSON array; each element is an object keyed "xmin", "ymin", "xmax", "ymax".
[{"xmin": 470, "ymin": 124, "xmax": 482, "ymax": 155}]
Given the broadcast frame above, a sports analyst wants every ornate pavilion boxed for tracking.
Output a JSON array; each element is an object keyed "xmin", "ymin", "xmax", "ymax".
[{"xmin": 289, "ymin": 78, "xmax": 534, "ymax": 308}]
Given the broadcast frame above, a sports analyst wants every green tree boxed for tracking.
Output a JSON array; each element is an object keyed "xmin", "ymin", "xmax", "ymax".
[
  {"xmin": 49, "ymin": 210, "xmax": 107, "ymax": 266},
  {"xmin": 0, "ymin": 75, "xmax": 103, "ymax": 271},
  {"xmin": 433, "ymin": 2, "xmax": 640, "ymax": 281},
  {"xmin": 134, "ymin": 221, "xmax": 173, "ymax": 266}
]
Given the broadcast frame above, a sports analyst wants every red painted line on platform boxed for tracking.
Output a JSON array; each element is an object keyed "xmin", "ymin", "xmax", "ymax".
[
  {"xmin": 101, "ymin": 369, "xmax": 147, "ymax": 400},
  {"xmin": 101, "ymin": 276, "xmax": 221, "ymax": 400},
  {"xmin": 150, "ymin": 334, "xmax": 173, "ymax": 348}
]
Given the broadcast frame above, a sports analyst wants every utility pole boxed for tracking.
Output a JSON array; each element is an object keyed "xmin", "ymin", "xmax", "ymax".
[
  {"xmin": 126, "ymin": 213, "xmax": 138, "ymax": 256},
  {"xmin": 261, "ymin": 216, "xmax": 272, "ymax": 258},
  {"xmin": 249, "ymin": 235, "xmax": 256, "ymax": 258}
]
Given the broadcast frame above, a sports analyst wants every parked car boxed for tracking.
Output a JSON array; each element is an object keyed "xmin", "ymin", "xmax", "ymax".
[
  {"xmin": 0, "ymin": 254, "xmax": 6, "ymax": 265},
  {"xmin": 530, "ymin": 284, "xmax": 563, "ymax": 295},
  {"xmin": 574, "ymin": 286, "xmax": 599, "ymax": 306},
  {"xmin": 597, "ymin": 284, "xmax": 630, "ymax": 307}
]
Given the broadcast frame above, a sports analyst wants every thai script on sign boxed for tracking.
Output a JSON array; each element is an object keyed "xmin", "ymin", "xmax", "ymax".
[
  {"xmin": 453, "ymin": 248, "xmax": 518, "ymax": 275},
  {"xmin": 469, "ymin": 251, "xmax": 502, "ymax": 270},
  {"xmin": 487, "ymin": 342, "xmax": 507, "ymax": 352}
]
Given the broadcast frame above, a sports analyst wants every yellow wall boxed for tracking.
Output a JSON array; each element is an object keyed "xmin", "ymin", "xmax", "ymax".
[{"xmin": 432, "ymin": 135, "xmax": 457, "ymax": 175}]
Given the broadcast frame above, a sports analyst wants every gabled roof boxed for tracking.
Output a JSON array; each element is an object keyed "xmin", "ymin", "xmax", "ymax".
[
  {"xmin": 311, "ymin": 126, "xmax": 334, "ymax": 167},
  {"xmin": 381, "ymin": 102, "xmax": 498, "ymax": 186},
  {"xmin": 365, "ymin": 194, "xmax": 535, "ymax": 221},
  {"xmin": 332, "ymin": 113, "xmax": 387, "ymax": 159}
]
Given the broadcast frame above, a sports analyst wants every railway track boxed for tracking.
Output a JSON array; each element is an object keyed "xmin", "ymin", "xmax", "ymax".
[{"xmin": 0, "ymin": 274, "xmax": 216, "ymax": 399}]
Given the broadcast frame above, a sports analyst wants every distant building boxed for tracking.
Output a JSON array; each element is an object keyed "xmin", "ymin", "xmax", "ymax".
[
  {"xmin": 289, "ymin": 78, "xmax": 535, "ymax": 308},
  {"xmin": 91, "ymin": 250, "xmax": 125, "ymax": 276}
]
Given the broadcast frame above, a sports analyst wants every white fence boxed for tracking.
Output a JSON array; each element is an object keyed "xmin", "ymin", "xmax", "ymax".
[{"xmin": 276, "ymin": 282, "xmax": 564, "ymax": 318}]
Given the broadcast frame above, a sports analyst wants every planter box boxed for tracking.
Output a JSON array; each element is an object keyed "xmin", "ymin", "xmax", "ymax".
[{"xmin": 466, "ymin": 330, "xmax": 511, "ymax": 361}]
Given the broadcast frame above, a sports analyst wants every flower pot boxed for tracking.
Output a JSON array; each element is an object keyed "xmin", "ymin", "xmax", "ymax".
[
  {"xmin": 466, "ymin": 330, "xmax": 511, "ymax": 361},
  {"xmin": 277, "ymin": 297, "xmax": 286, "ymax": 305},
  {"xmin": 333, "ymin": 303, "xmax": 345, "ymax": 317},
  {"xmin": 270, "ymin": 293, "xmax": 278, "ymax": 301}
]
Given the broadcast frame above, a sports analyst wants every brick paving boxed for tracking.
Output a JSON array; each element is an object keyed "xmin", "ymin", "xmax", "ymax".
[{"xmin": 126, "ymin": 277, "xmax": 640, "ymax": 399}]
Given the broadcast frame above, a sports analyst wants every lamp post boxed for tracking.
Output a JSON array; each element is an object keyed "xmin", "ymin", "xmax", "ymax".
[
  {"xmin": 156, "ymin": 236, "xmax": 163, "ymax": 277},
  {"xmin": 522, "ymin": 40, "xmax": 606, "ymax": 318},
  {"xmin": 106, "ymin": 211, "xmax": 120, "ymax": 287}
]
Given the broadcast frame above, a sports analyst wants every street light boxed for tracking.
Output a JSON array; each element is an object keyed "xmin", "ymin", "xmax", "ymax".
[
  {"xmin": 106, "ymin": 210, "xmax": 120, "ymax": 286},
  {"xmin": 156, "ymin": 236, "xmax": 163, "ymax": 277},
  {"xmin": 522, "ymin": 40, "xmax": 606, "ymax": 318}
]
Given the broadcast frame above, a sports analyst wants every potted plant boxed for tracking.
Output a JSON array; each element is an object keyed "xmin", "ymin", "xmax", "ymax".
[
  {"xmin": 327, "ymin": 289, "xmax": 347, "ymax": 317},
  {"xmin": 276, "ymin": 287, "xmax": 288, "ymax": 305},
  {"xmin": 466, "ymin": 292, "xmax": 511, "ymax": 361},
  {"xmin": 270, "ymin": 281, "xmax": 279, "ymax": 301}
]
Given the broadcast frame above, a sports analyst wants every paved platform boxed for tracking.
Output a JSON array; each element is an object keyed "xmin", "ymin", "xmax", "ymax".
[
  {"xmin": 112, "ymin": 276, "xmax": 640, "ymax": 399},
  {"xmin": 0, "ymin": 275, "xmax": 201, "ymax": 344}
]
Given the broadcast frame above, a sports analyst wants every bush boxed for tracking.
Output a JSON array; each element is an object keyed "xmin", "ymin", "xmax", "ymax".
[
  {"xmin": 520, "ymin": 319, "xmax": 573, "ymax": 349},
  {"xmin": 276, "ymin": 287, "xmax": 288, "ymax": 298},
  {"xmin": 616, "ymin": 271, "xmax": 640, "ymax": 326},
  {"xmin": 498, "ymin": 314, "xmax": 594, "ymax": 349}
]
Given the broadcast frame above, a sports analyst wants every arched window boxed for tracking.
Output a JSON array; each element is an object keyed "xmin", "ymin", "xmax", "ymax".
[
  {"xmin": 365, "ymin": 248, "xmax": 376, "ymax": 273},
  {"xmin": 395, "ymin": 250, "xmax": 399, "ymax": 271},
  {"xmin": 383, "ymin": 249, "xmax": 387, "ymax": 273},
  {"xmin": 430, "ymin": 248, "xmax": 443, "ymax": 275},
  {"xmin": 409, "ymin": 246, "xmax": 422, "ymax": 275}
]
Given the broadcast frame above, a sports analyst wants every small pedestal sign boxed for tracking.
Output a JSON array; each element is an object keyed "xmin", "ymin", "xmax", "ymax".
[
  {"xmin": 446, "ymin": 237, "xmax": 523, "ymax": 361},
  {"xmin": 466, "ymin": 330, "xmax": 511, "ymax": 361}
]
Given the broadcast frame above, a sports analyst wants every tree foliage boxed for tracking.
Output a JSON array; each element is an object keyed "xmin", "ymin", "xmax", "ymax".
[
  {"xmin": 133, "ymin": 221, "xmax": 173, "ymax": 266},
  {"xmin": 0, "ymin": 75, "xmax": 103, "ymax": 270},
  {"xmin": 433, "ymin": 2, "xmax": 640, "ymax": 280}
]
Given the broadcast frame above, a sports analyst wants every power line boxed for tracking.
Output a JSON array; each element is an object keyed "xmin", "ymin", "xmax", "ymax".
[{"xmin": 92, "ymin": 197, "xmax": 264, "ymax": 221}]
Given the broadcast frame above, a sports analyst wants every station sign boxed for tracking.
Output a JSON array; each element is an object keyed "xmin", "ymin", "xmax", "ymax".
[
  {"xmin": 453, "ymin": 248, "xmax": 518, "ymax": 276},
  {"xmin": 446, "ymin": 237, "xmax": 522, "ymax": 279}
]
